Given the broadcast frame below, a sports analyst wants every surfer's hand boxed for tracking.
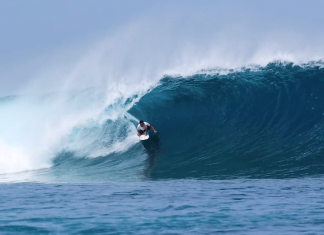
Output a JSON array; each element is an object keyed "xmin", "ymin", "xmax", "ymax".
[{"xmin": 154, "ymin": 130, "xmax": 157, "ymax": 133}]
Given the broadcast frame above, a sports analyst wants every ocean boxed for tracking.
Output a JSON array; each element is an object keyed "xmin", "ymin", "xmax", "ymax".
[{"xmin": 1, "ymin": 62, "xmax": 324, "ymax": 234}]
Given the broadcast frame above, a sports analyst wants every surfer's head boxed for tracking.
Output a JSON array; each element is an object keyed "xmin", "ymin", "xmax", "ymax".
[{"xmin": 139, "ymin": 120, "xmax": 144, "ymax": 126}]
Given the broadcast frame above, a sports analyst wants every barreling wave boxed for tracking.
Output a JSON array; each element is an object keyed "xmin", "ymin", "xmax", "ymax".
[
  {"xmin": 1, "ymin": 61, "xmax": 324, "ymax": 182},
  {"xmin": 127, "ymin": 61, "xmax": 324, "ymax": 179}
]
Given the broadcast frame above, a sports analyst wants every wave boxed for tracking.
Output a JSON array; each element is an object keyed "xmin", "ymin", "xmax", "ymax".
[
  {"xmin": 127, "ymin": 61, "xmax": 324, "ymax": 179},
  {"xmin": 1, "ymin": 61, "xmax": 324, "ymax": 182},
  {"xmin": 0, "ymin": 88, "xmax": 139, "ymax": 176}
]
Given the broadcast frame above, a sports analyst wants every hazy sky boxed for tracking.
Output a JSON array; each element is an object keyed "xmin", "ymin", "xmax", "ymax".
[{"xmin": 0, "ymin": 0, "xmax": 324, "ymax": 95}]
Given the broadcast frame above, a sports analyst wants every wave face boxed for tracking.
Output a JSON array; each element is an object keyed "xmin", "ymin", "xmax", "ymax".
[
  {"xmin": 128, "ymin": 62, "xmax": 324, "ymax": 179},
  {"xmin": 1, "ymin": 62, "xmax": 324, "ymax": 182}
]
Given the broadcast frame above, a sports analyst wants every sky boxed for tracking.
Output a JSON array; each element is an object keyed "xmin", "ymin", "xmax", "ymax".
[{"xmin": 0, "ymin": 0, "xmax": 324, "ymax": 96}]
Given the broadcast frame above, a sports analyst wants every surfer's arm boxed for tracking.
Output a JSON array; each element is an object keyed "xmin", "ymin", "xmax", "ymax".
[
  {"xmin": 150, "ymin": 125, "xmax": 157, "ymax": 133},
  {"xmin": 137, "ymin": 130, "xmax": 141, "ymax": 136}
]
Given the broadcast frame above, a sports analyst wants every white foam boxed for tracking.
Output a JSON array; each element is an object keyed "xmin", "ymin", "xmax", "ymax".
[{"xmin": 0, "ymin": 90, "xmax": 111, "ymax": 174}]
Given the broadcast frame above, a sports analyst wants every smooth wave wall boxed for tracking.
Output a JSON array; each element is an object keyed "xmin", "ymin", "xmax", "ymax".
[{"xmin": 129, "ymin": 62, "xmax": 324, "ymax": 179}]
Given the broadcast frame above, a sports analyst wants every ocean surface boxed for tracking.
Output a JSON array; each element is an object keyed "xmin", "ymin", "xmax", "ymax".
[{"xmin": 1, "ymin": 62, "xmax": 324, "ymax": 234}]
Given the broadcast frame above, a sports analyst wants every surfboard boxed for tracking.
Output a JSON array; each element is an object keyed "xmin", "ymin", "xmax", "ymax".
[{"xmin": 139, "ymin": 134, "xmax": 149, "ymax": 140}]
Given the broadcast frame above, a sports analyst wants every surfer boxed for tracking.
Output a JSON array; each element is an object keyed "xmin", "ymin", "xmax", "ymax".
[{"xmin": 137, "ymin": 120, "xmax": 157, "ymax": 136}]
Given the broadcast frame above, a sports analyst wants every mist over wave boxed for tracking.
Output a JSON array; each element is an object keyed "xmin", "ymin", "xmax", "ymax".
[{"xmin": 2, "ymin": 0, "xmax": 324, "ymax": 97}]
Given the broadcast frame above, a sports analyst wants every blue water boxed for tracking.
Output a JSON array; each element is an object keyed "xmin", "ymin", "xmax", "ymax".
[
  {"xmin": 1, "ymin": 62, "xmax": 324, "ymax": 234},
  {"xmin": 1, "ymin": 179, "xmax": 324, "ymax": 234}
]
